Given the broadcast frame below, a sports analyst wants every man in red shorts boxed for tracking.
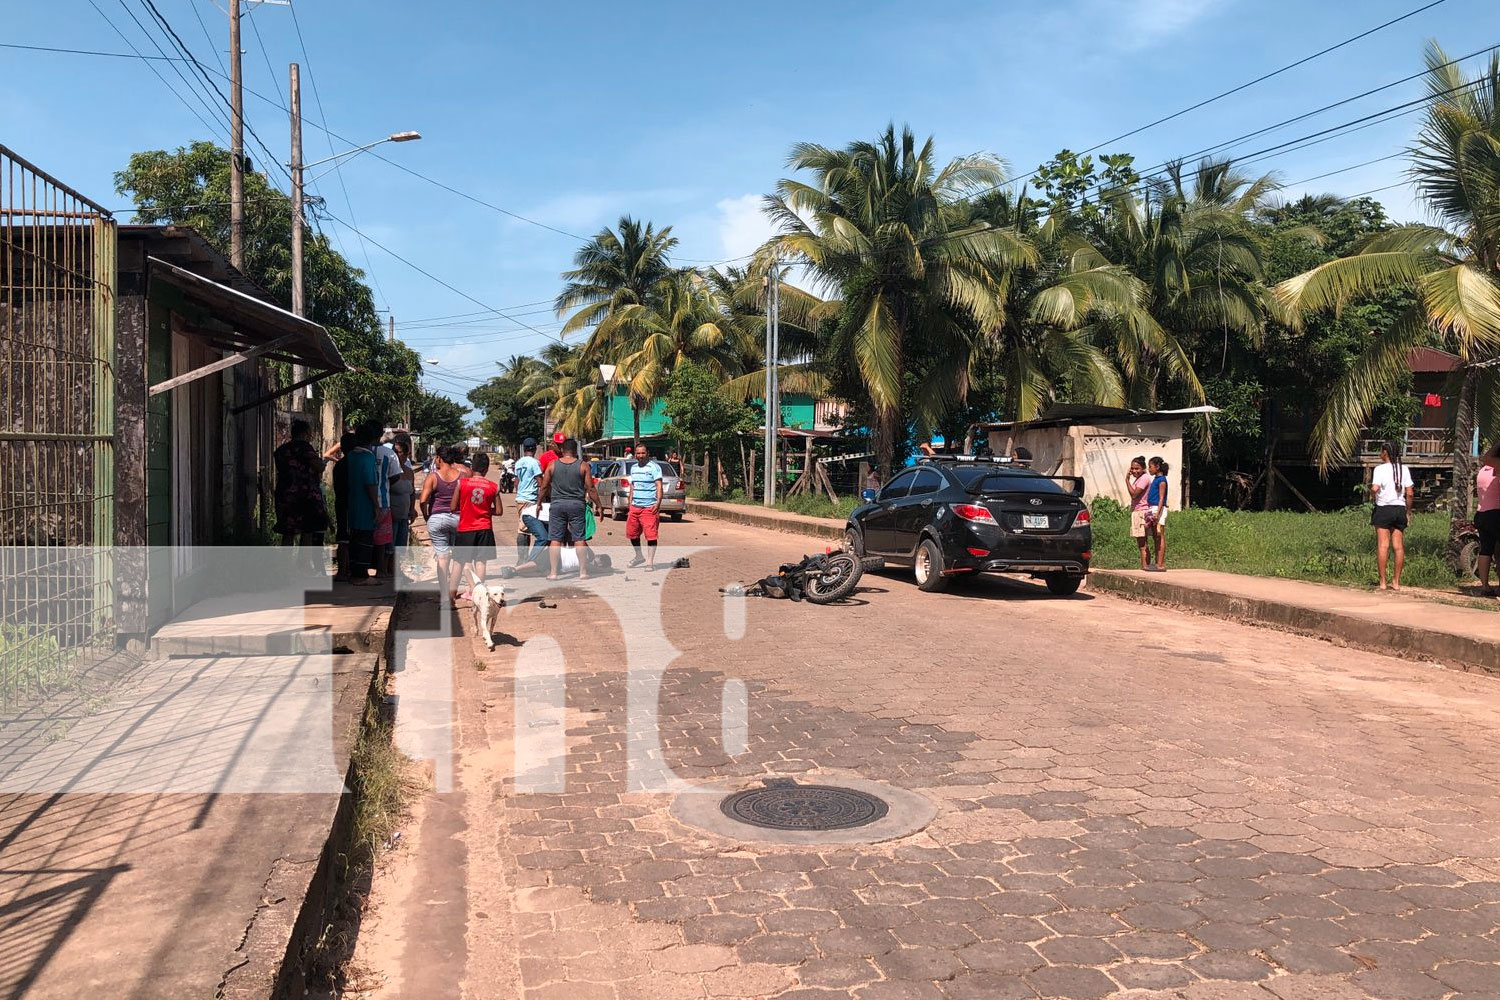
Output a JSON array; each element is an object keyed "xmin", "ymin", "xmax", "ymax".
[{"xmin": 623, "ymin": 442, "xmax": 663, "ymax": 569}]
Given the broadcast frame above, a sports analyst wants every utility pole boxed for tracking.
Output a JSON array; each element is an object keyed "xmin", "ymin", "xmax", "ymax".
[
  {"xmin": 288, "ymin": 62, "xmax": 304, "ymax": 409},
  {"xmin": 762, "ymin": 262, "xmax": 780, "ymax": 506},
  {"xmin": 229, "ymin": 0, "xmax": 245, "ymax": 270},
  {"xmin": 388, "ymin": 315, "xmax": 395, "ymax": 342}
]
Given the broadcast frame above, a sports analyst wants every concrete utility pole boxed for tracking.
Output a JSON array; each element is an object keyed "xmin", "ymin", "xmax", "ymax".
[
  {"xmin": 388, "ymin": 315, "xmax": 395, "ymax": 342},
  {"xmin": 762, "ymin": 262, "xmax": 780, "ymax": 506},
  {"xmin": 229, "ymin": 0, "xmax": 245, "ymax": 270},
  {"xmin": 289, "ymin": 62, "xmax": 304, "ymax": 407}
]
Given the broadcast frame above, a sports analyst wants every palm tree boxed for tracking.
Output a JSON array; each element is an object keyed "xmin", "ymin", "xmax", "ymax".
[
  {"xmin": 763, "ymin": 125, "xmax": 1034, "ymax": 474},
  {"xmin": 959, "ymin": 192, "xmax": 1202, "ymax": 419},
  {"xmin": 584, "ymin": 268, "xmax": 756, "ymax": 413},
  {"xmin": 1101, "ymin": 158, "xmax": 1278, "ymax": 402},
  {"xmin": 1274, "ymin": 42, "xmax": 1500, "ymax": 545},
  {"xmin": 521, "ymin": 341, "xmax": 602, "ymax": 440},
  {"xmin": 555, "ymin": 217, "xmax": 678, "ymax": 444}
]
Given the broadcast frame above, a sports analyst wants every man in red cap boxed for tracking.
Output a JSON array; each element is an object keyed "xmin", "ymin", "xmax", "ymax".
[{"xmin": 538, "ymin": 431, "xmax": 565, "ymax": 472}]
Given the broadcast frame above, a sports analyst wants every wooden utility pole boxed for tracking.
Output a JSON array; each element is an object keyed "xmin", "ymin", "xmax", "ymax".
[
  {"xmin": 289, "ymin": 62, "xmax": 304, "ymax": 408},
  {"xmin": 229, "ymin": 0, "xmax": 245, "ymax": 270}
]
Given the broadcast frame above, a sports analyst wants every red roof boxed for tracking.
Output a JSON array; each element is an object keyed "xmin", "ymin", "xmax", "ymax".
[{"xmin": 1408, "ymin": 347, "xmax": 1460, "ymax": 373}]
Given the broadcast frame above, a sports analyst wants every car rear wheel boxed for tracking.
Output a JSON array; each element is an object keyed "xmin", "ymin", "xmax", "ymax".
[
  {"xmin": 914, "ymin": 538, "xmax": 948, "ymax": 593},
  {"xmin": 844, "ymin": 527, "xmax": 864, "ymax": 557},
  {"xmin": 1044, "ymin": 573, "xmax": 1082, "ymax": 596},
  {"xmin": 613, "ymin": 505, "xmax": 627, "ymax": 521},
  {"xmin": 670, "ymin": 511, "xmax": 683, "ymax": 521}
]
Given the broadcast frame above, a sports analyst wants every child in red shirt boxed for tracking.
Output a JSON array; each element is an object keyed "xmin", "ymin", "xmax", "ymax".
[{"xmin": 455, "ymin": 453, "xmax": 502, "ymax": 598}]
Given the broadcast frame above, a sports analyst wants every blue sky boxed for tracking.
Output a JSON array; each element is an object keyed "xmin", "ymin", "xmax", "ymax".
[{"xmin": 6, "ymin": 0, "xmax": 1499, "ymax": 407}]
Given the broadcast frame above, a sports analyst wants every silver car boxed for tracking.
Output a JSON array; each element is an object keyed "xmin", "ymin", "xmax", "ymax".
[{"xmin": 605, "ymin": 459, "xmax": 687, "ymax": 520}]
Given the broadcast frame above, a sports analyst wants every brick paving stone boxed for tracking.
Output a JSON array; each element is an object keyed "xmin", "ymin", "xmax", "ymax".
[
  {"xmin": 1035, "ymin": 935, "xmax": 1122, "ymax": 966},
  {"xmin": 680, "ymin": 914, "xmax": 761, "ymax": 946},
  {"xmin": 955, "ymin": 940, "xmax": 1044, "ymax": 975},
  {"xmin": 796, "ymin": 957, "xmax": 882, "ymax": 989},
  {"xmin": 735, "ymin": 934, "xmax": 817, "ymax": 966},
  {"xmin": 939, "ymin": 971, "xmax": 1038, "ymax": 1000},
  {"xmin": 1023, "ymin": 964, "xmax": 1118, "ymax": 999},
  {"xmin": 762, "ymin": 908, "xmax": 840, "ymax": 934},
  {"xmin": 1106, "ymin": 961, "xmax": 1198, "ymax": 990},
  {"xmin": 854, "ymin": 982, "xmax": 948, "ymax": 1000},
  {"xmin": 875, "ymin": 946, "xmax": 965, "ymax": 981},
  {"xmin": 1184, "ymin": 951, "xmax": 1274, "ymax": 981},
  {"xmin": 1433, "ymin": 960, "xmax": 1500, "ymax": 993},
  {"xmin": 700, "ymin": 963, "xmax": 796, "ymax": 997},
  {"xmin": 1350, "ymin": 968, "xmax": 1450, "ymax": 1000}
]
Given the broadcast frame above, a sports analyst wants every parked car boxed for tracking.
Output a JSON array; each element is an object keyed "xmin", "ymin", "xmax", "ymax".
[
  {"xmin": 604, "ymin": 459, "xmax": 687, "ymax": 520},
  {"xmin": 845, "ymin": 459, "xmax": 1091, "ymax": 595}
]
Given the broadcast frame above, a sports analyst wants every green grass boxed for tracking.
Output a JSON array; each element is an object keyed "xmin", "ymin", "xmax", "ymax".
[
  {"xmin": 693, "ymin": 488, "xmax": 860, "ymax": 521},
  {"xmin": 1089, "ymin": 501, "xmax": 1462, "ymax": 591}
]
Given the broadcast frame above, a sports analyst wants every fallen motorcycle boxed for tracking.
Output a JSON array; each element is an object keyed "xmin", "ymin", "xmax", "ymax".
[{"xmin": 726, "ymin": 551, "xmax": 882, "ymax": 605}]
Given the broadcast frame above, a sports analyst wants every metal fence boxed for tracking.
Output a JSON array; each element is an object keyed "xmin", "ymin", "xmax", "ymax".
[{"xmin": 1, "ymin": 144, "xmax": 116, "ymax": 706}]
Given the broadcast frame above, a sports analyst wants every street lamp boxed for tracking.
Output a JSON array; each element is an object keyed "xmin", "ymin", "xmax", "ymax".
[{"xmin": 288, "ymin": 83, "xmax": 419, "ymax": 407}]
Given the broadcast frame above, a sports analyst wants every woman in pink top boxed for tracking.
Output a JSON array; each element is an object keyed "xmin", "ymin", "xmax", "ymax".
[
  {"xmin": 1125, "ymin": 455, "xmax": 1152, "ymax": 570},
  {"xmin": 1476, "ymin": 441, "xmax": 1500, "ymax": 597}
]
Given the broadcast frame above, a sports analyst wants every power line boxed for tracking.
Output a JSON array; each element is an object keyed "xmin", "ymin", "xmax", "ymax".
[
  {"xmin": 1281, "ymin": 152, "xmax": 1409, "ymax": 188},
  {"xmin": 1065, "ymin": 0, "xmax": 1451, "ymax": 163},
  {"xmin": 135, "ymin": 0, "xmax": 292, "ymax": 191},
  {"xmin": 321, "ymin": 210, "xmax": 559, "ymax": 338},
  {"xmin": 287, "ymin": 0, "xmax": 390, "ymax": 311},
  {"xmin": 81, "ymin": 4, "xmax": 230, "ymax": 144}
]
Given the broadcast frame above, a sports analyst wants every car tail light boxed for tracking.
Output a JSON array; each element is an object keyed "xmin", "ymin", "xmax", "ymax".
[
  {"xmin": 619, "ymin": 478, "xmax": 630, "ymax": 489},
  {"xmin": 1074, "ymin": 508, "xmax": 1091, "ymax": 526},
  {"xmin": 1082, "ymin": 551, "xmax": 1091, "ymax": 560},
  {"xmin": 953, "ymin": 503, "xmax": 996, "ymax": 524},
  {"xmin": 967, "ymin": 547, "xmax": 989, "ymax": 557}
]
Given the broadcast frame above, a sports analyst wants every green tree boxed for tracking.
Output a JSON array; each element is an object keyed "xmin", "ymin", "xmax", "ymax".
[
  {"xmin": 408, "ymin": 390, "xmax": 469, "ymax": 448},
  {"xmin": 662, "ymin": 361, "xmax": 758, "ymax": 490},
  {"xmin": 764, "ymin": 125, "xmax": 1034, "ymax": 474},
  {"xmin": 468, "ymin": 355, "xmax": 545, "ymax": 450},
  {"xmin": 1275, "ymin": 42, "xmax": 1500, "ymax": 541},
  {"xmin": 555, "ymin": 217, "xmax": 678, "ymax": 444},
  {"xmin": 520, "ymin": 341, "xmax": 601, "ymax": 440},
  {"xmin": 113, "ymin": 142, "xmax": 421, "ymax": 423}
]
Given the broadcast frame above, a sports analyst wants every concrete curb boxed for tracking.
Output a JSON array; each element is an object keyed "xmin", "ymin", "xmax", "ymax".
[
  {"xmin": 686, "ymin": 499, "xmax": 844, "ymax": 541},
  {"xmin": 1091, "ymin": 570, "xmax": 1500, "ymax": 677}
]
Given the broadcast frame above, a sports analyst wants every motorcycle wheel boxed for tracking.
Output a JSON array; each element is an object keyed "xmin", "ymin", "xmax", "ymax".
[{"xmin": 803, "ymin": 552, "xmax": 862, "ymax": 605}]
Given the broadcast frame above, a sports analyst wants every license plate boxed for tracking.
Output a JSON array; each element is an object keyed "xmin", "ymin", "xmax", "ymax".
[{"xmin": 1022, "ymin": 514, "xmax": 1050, "ymax": 529}]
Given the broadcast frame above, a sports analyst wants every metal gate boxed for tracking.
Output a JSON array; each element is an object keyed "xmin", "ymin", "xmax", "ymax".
[{"xmin": 0, "ymin": 144, "xmax": 116, "ymax": 706}]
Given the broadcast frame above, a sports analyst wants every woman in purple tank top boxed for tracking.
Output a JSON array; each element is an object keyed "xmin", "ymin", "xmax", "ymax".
[{"xmin": 419, "ymin": 445, "xmax": 467, "ymax": 603}]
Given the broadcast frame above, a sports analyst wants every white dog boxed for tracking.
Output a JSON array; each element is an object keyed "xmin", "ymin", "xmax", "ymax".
[{"xmin": 466, "ymin": 568, "xmax": 505, "ymax": 650}]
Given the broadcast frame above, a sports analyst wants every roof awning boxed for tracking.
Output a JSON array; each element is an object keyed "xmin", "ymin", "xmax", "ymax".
[{"xmin": 147, "ymin": 256, "xmax": 345, "ymax": 397}]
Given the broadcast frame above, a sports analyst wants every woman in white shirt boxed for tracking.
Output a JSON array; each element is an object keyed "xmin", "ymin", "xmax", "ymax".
[{"xmin": 1370, "ymin": 440, "xmax": 1414, "ymax": 591}]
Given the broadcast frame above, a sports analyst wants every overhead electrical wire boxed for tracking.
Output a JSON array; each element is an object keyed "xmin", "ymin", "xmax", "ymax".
[{"xmin": 287, "ymin": 0, "xmax": 390, "ymax": 311}]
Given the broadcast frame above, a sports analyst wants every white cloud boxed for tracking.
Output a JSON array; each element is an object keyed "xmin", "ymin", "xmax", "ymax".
[
  {"xmin": 1061, "ymin": 0, "xmax": 1229, "ymax": 52},
  {"xmin": 715, "ymin": 193, "xmax": 775, "ymax": 263}
]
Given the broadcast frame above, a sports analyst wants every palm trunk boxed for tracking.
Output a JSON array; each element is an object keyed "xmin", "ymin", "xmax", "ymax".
[
  {"xmin": 1450, "ymin": 369, "xmax": 1478, "ymax": 567},
  {"xmin": 632, "ymin": 404, "xmax": 642, "ymax": 448}
]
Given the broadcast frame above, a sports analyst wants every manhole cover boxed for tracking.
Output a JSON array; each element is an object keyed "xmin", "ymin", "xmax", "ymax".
[{"xmin": 719, "ymin": 779, "xmax": 889, "ymax": 831}]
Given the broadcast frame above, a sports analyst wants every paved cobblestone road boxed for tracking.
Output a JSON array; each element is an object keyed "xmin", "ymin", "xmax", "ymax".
[{"xmin": 362, "ymin": 516, "xmax": 1500, "ymax": 1000}]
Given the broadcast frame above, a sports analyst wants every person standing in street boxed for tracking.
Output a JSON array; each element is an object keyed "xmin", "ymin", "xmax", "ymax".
[
  {"xmin": 1145, "ymin": 456, "xmax": 1170, "ymax": 572},
  {"xmin": 513, "ymin": 437, "xmax": 547, "ymax": 562},
  {"xmin": 538, "ymin": 431, "xmax": 565, "ymax": 472},
  {"xmin": 327, "ymin": 431, "xmax": 357, "ymax": 582},
  {"xmin": 454, "ymin": 452, "xmax": 502, "ymax": 601},
  {"xmin": 1370, "ymin": 440, "xmax": 1414, "ymax": 591},
  {"xmin": 1474, "ymin": 440, "xmax": 1500, "ymax": 597},
  {"xmin": 420, "ymin": 444, "xmax": 467, "ymax": 603},
  {"xmin": 624, "ymin": 443, "xmax": 663, "ymax": 569},
  {"xmin": 389, "ymin": 432, "xmax": 417, "ymax": 574},
  {"xmin": 273, "ymin": 419, "xmax": 328, "ymax": 571},
  {"xmin": 1126, "ymin": 456, "xmax": 1152, "ymax": 571},
  {"xmin": 539, "ymin": 438, "xmax": 602, "ymax": 581},
  {"xmin": 346, "ymin": 427, "xmax": 381, "ymax": 586}
]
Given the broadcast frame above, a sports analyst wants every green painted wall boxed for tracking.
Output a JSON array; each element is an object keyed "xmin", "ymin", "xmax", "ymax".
[{"xmin": 602, "ymin": 385, "xmax": 818, "ymax": 438}]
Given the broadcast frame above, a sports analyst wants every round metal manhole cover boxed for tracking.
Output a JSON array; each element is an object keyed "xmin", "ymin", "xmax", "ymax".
[{"xmin": 719, "ymin": 782, "xmax": 890, "ymax": 832}]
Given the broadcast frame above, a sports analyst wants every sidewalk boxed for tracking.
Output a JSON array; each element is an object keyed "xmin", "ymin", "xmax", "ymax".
[
  {"xmin": 0, "ymin": 576, "xmax": 398, "ymax": 999},
  {"xmin": 687, "ymin": 498, "xmax": 1500, "ymax": 675}
]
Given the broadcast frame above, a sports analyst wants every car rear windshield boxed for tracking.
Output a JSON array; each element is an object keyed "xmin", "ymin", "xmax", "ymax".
[{"xmin": 951, "ymin": 466, "xmax": 1071, "ymax": 494}]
